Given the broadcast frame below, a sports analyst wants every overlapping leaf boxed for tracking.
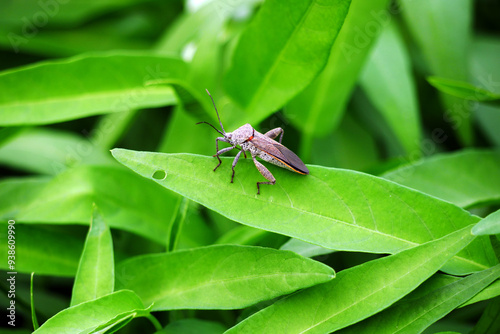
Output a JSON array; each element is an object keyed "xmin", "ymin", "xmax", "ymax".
[
  {"xmin": 0, "ymin": 52, "xmax": 184, "ymax": 125},
  {"xmin": 224, "ymin": 0, "xmax": 351, "ymax": 122},
  {"xmin": 225, "ymin": 225, "xmax": 475, "ymax": 333},
  {"xmin": 15, "ymin": 165, "xmax": 179, "ymax": 244},
  {"xmin": 112, "ymin": 150, "xmax": 496, "ymax": 274},
  {"xmin": 116, "ymin": 245, "xmax": 334, "ymax": 310}
]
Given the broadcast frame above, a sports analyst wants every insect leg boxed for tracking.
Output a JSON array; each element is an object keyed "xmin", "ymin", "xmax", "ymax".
[
  {"xmin": 251, "ymin": 156, "xmax": 276, "ymax": 195},
  {"xmin": 214, "ymin": 137, "xmax": 232, "ymax": 171},
  {"xmin": 264, "ymin": 127, "xmax": 284, "ymax": 143},
  {"xmin": 231, "ymin": 150, "xmax": 244, "ymax": 183}
]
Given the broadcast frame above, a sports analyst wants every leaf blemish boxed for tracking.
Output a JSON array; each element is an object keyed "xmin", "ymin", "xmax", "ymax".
[{"xmin": 152, "ymin": 170, "xmax": 167, "ymax": 180}]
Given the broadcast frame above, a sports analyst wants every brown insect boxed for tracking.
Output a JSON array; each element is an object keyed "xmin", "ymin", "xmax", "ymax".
[{"xmin": 198, "ymin": 90, "xmax": 309, "ymax": 194}]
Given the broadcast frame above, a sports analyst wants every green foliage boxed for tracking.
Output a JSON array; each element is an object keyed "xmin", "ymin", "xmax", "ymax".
[
  {"xmin": 1, "ymin": 0, "xmax": 499, "ymax": 333},
  {"xmin": 116, "ymin": 245, "xmax": 334, "ymax": 310}
]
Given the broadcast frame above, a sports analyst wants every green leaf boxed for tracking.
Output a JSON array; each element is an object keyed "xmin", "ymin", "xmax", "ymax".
[
  {"xmin": 401, "ymin": 0, "xmax": 473, "ymax": 145},
  {"xmin": 33, "ymin": 290, "xmax": 149, "ymax": 334},
  {"xmin": 462, "ymin": 279, "xmax": 500, "ymax": 308},
  {"xmin": 428, "ymin": 76, "xmax": 500, "ymax": 103},
  {"xmin": 285, "ymin": 0, "xmax": 391, "ymax": 137},
  {"xmin": 338, "ymin": 264, "xmax": 500, "ymax": 333},
  {"xmin": 0, "ymin": 128, "xmax": 113, "ymax": 175},
  {"xmin": 472, "ymin": 209, "xmax": 500, "ymax": 236},
  {"xmin": 360, "ymin": 23, "xmax": 421, "ymax": 156},
  {"xmin": 225, "ymin": 225, "xmax": 476, "ymax": 333},
  {"xmin": 116, "ymin": 245, "xmax": 333, "ymax": 310},
  {"xmin": 0, "ymin": 52, "xmax": 185, "ymax": 126},
  {"xmin": 382, "ymin": 150, "xmax": 500, "ymax": 208},
  {"xmin": 224, "ymin": 0, "xmax": 351, "ymax": 122},
  {"xmin": 15, "ymin": 165, "xmax": 179, "ymax": 244},
  {"xmin": 0, "ymin": 224, "xmax": 83, "ymax": 276},
  {"xmin": 111, "ymin": 150, "xmax": 495, "ymax": 274},
  {"xmin": 71, "ymin": 205, "xmax": 114, "ymax": 306}
]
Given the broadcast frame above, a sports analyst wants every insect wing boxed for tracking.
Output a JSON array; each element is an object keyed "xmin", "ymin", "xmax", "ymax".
[{"xmin": 251, "ymin": 136, "xmax": 309, "ymax": 175}]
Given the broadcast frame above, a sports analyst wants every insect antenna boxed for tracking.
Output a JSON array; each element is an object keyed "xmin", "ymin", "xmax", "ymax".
[
  {"xmin": 196, "ymin": 121, "xmax": 224, "ymax": 136},
  {"xmin": 196, "ymin": 89, "xmax": 226, "ymax": 136},
  {"xmin": 205, "ymin": 89, "xmax": 225, "ymax": 134}
]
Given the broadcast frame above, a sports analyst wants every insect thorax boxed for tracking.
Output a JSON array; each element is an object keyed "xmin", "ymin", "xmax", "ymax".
[{"xmin": 227, "ymin": 124, "xmax": 253, "ymax": 145}]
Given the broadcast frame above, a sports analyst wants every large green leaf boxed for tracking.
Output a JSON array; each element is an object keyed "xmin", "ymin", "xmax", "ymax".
[
  {"xmin": 15, "ymin": 165, "xmax": 179, "ymax": 244},
  {"xmin": 71, "ymin": 206, "xmax": 114, "ymax": 306},
  {"xmin": 338, "ymin": 264, "xmax": 500, "ymax": 333},
  {"xmin": 111, "ymin": 150, "xmax": 496, "ymax": 274},
  {"xmin": 224, "ymin": 0, "xmax": 351, "ymax": 122},
  {"xmin": 115, "ymin": 245, "xmax": 334, "ymax": 310},
  {"xmin": 285, "ymin": 0, "xmax": 391, "ymax": 137},
  {"xmin": 360, "ymin": 23, "xmax": 421, "ymax": 156},
  {"xmin": 382, "ymin": 150, "xmax": 500, "ymax": 208},
  {"xmin": 225, "ymin": 225, "xmax": 475, "ymax": 333},
  {"xmin": 0, "ymin": 52, "xmax": 184, "ymax": 126},
  {"xmin": 33, "ymin": 290, "xmax": 151, "ymax": 334}
]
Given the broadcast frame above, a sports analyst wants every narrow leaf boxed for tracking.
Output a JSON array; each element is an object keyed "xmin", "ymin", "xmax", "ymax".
[
  {"xmin": 383, "ymin": 150, "xmax": 500, "ymax": 208},
  {"xmin": 33, "ymin": 290, "xmax": 148, "ymax": 334},
  {"xmin": 428, "ymin": 76, "xmax": 500, "ymax": 102},
  {"xmin": 360, "ymin": 23, "xmax": 421, "ymax": 156},
  {"xmin": 225, "ymin": 225, "xmax": 475, "ymax": 333},
  {"xmin": 224, "ymin": 0, "xmax": 351, "ymax": 121},
  {"xmin": 462, "ymin": 280, "xmax": 500, "ymax": 308},
  {"xmin": 0, "ymin": 52, "xmax": 184, "ymax": 126},
  {"xmin": 31, "ymin": 272, "xmax": 39, "ymax": 331},
  {"xmin": 285, "ymin": 0, "xmax": 391, "ymax": 137},
  {"xmin": 338, "ymin": 264, "xmax": 500, "ymax": 334},
  {"xmin": 71, "ymin": 205, "xmax": 114, "ymax": 306},
  {"xmin": 15, "ymin": 165, "xmax": 179, "ymax": 244},
  {"xmin": 115, "ymin": 245, "xmax": 334, "ymax": 310},
  {"xmin": 472, "ymin": 209, "xmax": 500, "ymax": 236},
  {"xmin": 111, "ymin": 150, "xmax": 496, "ymax": 274}
]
